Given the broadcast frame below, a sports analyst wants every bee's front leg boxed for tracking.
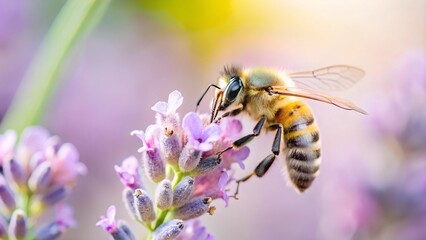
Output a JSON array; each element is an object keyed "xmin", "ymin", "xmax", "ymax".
[
  {"xmin": 213, "ymin": 106, "xmax": 244, "ymax": 123},
  {"xmin": 216, "ymin": 115, "xmax": 266, "ymax": 156}
]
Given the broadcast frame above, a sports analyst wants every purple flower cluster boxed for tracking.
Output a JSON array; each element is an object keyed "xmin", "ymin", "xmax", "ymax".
[
  {"xmin": 97, "ymin": 90, "xmax": 249, "ymax": 240},
  {"xmin": 322, "ymin": 50, "xmax": 426, "ymax": 239},
  {"xmin": 0, "ymin": 126, "xmax": 86, "ymax": 239}
]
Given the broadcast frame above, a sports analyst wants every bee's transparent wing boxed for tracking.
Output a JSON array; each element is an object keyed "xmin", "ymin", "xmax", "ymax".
[
  {"xmin": 287, "ymin": 65, "xmax": 365, "ymax": 91},
  {"xmin": 267, "ymin": 86, "xmax": 367, "ymax": 114}
]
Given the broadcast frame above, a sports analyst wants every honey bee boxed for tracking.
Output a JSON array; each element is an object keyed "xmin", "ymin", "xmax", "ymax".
[{"xmin": 198, "ymin": 65, "xmax": 366, "ymax": 194}]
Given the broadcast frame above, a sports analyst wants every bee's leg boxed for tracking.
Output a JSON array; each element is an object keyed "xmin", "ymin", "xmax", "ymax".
[
  {"xmin": 195, "ymin": 84, "xmax": 221, "ymax": 112},
  {"xmin": 231, "ymin": 124, "xmax": 283, "ymax": 199},
  {"xmin": 213, "ymin": 106, "xmax": 243, "ymax": 123},
  {"xmin": 216, "ymin": 115, "xmax": 267, "ymax": 156}
]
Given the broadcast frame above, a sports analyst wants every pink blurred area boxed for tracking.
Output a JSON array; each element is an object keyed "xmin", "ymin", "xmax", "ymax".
[{"xmin": 1, "ymin": 0, "xmax": 425, "ymax": 239}]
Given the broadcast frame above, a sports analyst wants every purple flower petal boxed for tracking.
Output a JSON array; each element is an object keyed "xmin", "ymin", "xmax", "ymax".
[
  {"xmin": 183, "ymin": 112, "xmax": 203, "ymax": 139},
  {"xmin": 56, "ymin": 204, "xmax": 76, "ymax": 230},
  {"xmin": 220, "ymin": 118, "xmax": 243, "ymax": 140},
  {"xmin": 167, "ymin": 90, "xmax": 183, "ymax": 112},
  {"xmin": 151, "ymin": 101, "xmax": 168, "ymax": 114},
  {"xmin": 19, "ymin": 126, "xmax": 50, "ymax": 153},
  {"xmin": 218, "ymin": 172, "xmax": 230, "ymax": 207},
  {"xmin": 115, "ymin": 156, "xmax": 141, "ymax": 189},
  {"xmin": 0, "ymin": 130, "xmax": 16, "ymax": 164},
  {"xmin": 96, "ymin": 205, "xmax": 117, "ymax": 233},
  {"xmin": 57, "ymin": 143, "xmax": 79, "ymax": 164},
  {"xmin": 229, "ymin": 147, "xmax": 250, "ymax": 170},
  {"xmin": 197, "ymin": 142, "xmax": 213, "ymax": 152},
  {"xmin": 202, "ymin": 124, "xmax": 220, "ymax": 143}
]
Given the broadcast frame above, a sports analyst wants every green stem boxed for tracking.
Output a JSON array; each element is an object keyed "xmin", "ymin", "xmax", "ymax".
[{"xmin": 0, "ymin": 0, "xmax": 110, "ymax": 133}]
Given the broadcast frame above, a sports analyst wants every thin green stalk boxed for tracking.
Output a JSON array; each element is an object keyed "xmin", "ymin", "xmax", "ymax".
[{"xmin": 0, "ymin": 0, "xmax": 110, "ymax": 133}]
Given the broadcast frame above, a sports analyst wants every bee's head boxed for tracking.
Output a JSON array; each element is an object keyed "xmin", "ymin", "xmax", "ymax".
[{"xmin": 217, "ymin": 65, "xmax": 244, "ymax": 111}]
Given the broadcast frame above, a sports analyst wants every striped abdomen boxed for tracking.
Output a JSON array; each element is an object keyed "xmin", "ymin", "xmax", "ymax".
[{"xmin": 276, "ymin": 99, "xmax": 321, "ymax": 192}]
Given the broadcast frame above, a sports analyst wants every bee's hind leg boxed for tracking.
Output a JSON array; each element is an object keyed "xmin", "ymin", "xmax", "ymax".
[{"xmin": 230, "ymin": 123, "xmax": 283, "ymax": 200}]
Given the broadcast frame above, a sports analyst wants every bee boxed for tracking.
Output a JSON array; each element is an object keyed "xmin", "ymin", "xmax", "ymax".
[{"xmin": 197, "ymin": 65, "xmax": 366, "ymax": 194}]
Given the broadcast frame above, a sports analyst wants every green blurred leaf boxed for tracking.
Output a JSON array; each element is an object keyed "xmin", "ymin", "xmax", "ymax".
[{"xmin": 0, "ymin": 0, "xmax": 111, "ymax": 133}]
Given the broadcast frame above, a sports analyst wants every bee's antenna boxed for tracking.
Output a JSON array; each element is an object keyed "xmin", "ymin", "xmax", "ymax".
[{"xmin": 195, "ymin": 84, "xmax": 221, "ymax": 112}]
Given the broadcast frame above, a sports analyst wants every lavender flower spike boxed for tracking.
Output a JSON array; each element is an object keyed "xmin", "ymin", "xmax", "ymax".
[{"xmin": 98, "ymin": 90, "xmax": 255, "ymax": 239}]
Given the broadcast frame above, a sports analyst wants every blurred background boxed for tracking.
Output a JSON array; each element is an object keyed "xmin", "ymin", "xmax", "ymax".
[{"xmin": 1, "ymin": 0, "xmax": 425, "ymax": 239}]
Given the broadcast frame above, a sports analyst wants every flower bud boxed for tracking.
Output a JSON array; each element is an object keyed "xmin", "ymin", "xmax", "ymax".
[
  {"xmin": 117, "ymin": 220, "xmax": 135, "ymax": 240},
  {"xmin": 189, "ymin": 155, "xmax": 222, "ymax": 176},
  {"xmin": 172, "ymin": 176, "xmax": 194, "ymax": 208},
  {"xmin": 122, "ymin": 188, "xmax": 136, "ymax": 218},
  {"xmin": 133, "ymin": 189, "xmax": 156, "ymax": 223},
  {"xmin": 174, "ymin": 198, "xmax": 212, "ymax": 220},
  {"xmin": 42, "ymin": 186, "xmax": 68, "ymax": 206},
  {"xmin": 8, "ymin": 209, "xmax": 28, "ymax": 239},
  {"xmin": 3, "ymin": 158, "xmax": 26, "ymax": 189},
  {"xmin": 111, "ymin": 229, "xmax": 131, "ymax": 240},
  {"xmin": 142, "ymin": 150, "xmax": 165, "ymax": 183},
  {"xmin": 152, "ymin": 219, "xmax": 184, "ymax": 240},
  {"xmin": 178, "ymin": 144, "xmax": 202, "ymax": 172},
  {"xmin": 36, "ymin": 222, "xmax": 62, "ymax": 240},
  {"xmin": 159, "ymin": 130, "xmax": 181, "ymax": 166},
  {"xmin": 0, "ymin": 175, "xmax": 16, "ymax": 211},
  {"xmin": 28, "ymin": 161, "xmax": 52, "ymax": 193},
  {"xmin": 155, "ymin": 179, "xmax": 173, "ymax": 210},
  {"xmin": 0, "ymin": 216, "xmax": 7, "ymax": 238}
]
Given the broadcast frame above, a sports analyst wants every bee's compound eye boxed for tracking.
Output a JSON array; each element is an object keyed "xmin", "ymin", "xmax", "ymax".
[{"xmin": 225, "ymin": 77, "xmax": 243, "ymax": 102}]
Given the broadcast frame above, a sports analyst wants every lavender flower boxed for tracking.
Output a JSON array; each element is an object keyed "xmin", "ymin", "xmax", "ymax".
[
  {"xmin": 97, "ymin": 90, "xmax": 250, "ymax": 240},
  {"xmin": 0, "ymin": 126, "xmax": 85, "ymax": 239},
  {"xmin": 115, "ymin": 156, "xmax": 143, "ymax": 190},
  {"xmin": 321, "ymin": 50, "xmax": 426, "ymax": 239},
  {"xmin": 0, "ymin": 130, "xmax": 16, "ymax": 165}
]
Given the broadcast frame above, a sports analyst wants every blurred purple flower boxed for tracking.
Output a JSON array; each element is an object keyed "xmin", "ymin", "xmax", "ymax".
[
  {"xmin": 324, "ymin": 50, "xmax": 426, "ymax": 240},
  {"xmin": 48, "ymin": 143, "xmax": 87, "ymax": 187},
  {"xmin": 194, "ymin": 170, "xmax": 230, "ymax": 206},
  {"xmin": 175, "ymin": 220, "xmax": 215, "ymax": 240},
  {"xmin": 182, "ymin": 112, "xmax": 220, "ymax": 152},
  {"xmin": 96, "ymin": 205, "xmax": 118, "ymax": 233},
  {"xmin": 56, "ymin": 204, "xmax": 77, "ymax": 231},
  {"xmin": 0, "ymin": 130, "xmax": 16, "ymax": 165},
  {"xmin": 0, "ymin": 126, "xmax": 84, "ymax": 239},
  {"xmin": 369, "ymin": 50, "xmax": 426, "ymax": 152},
  {"xmin": 218, "ymin": 118, "xmax": 249, "ymax": 169},
  {"xmin": 114, "ymin": 156, "xmax": 142, "ymax": 190}
]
